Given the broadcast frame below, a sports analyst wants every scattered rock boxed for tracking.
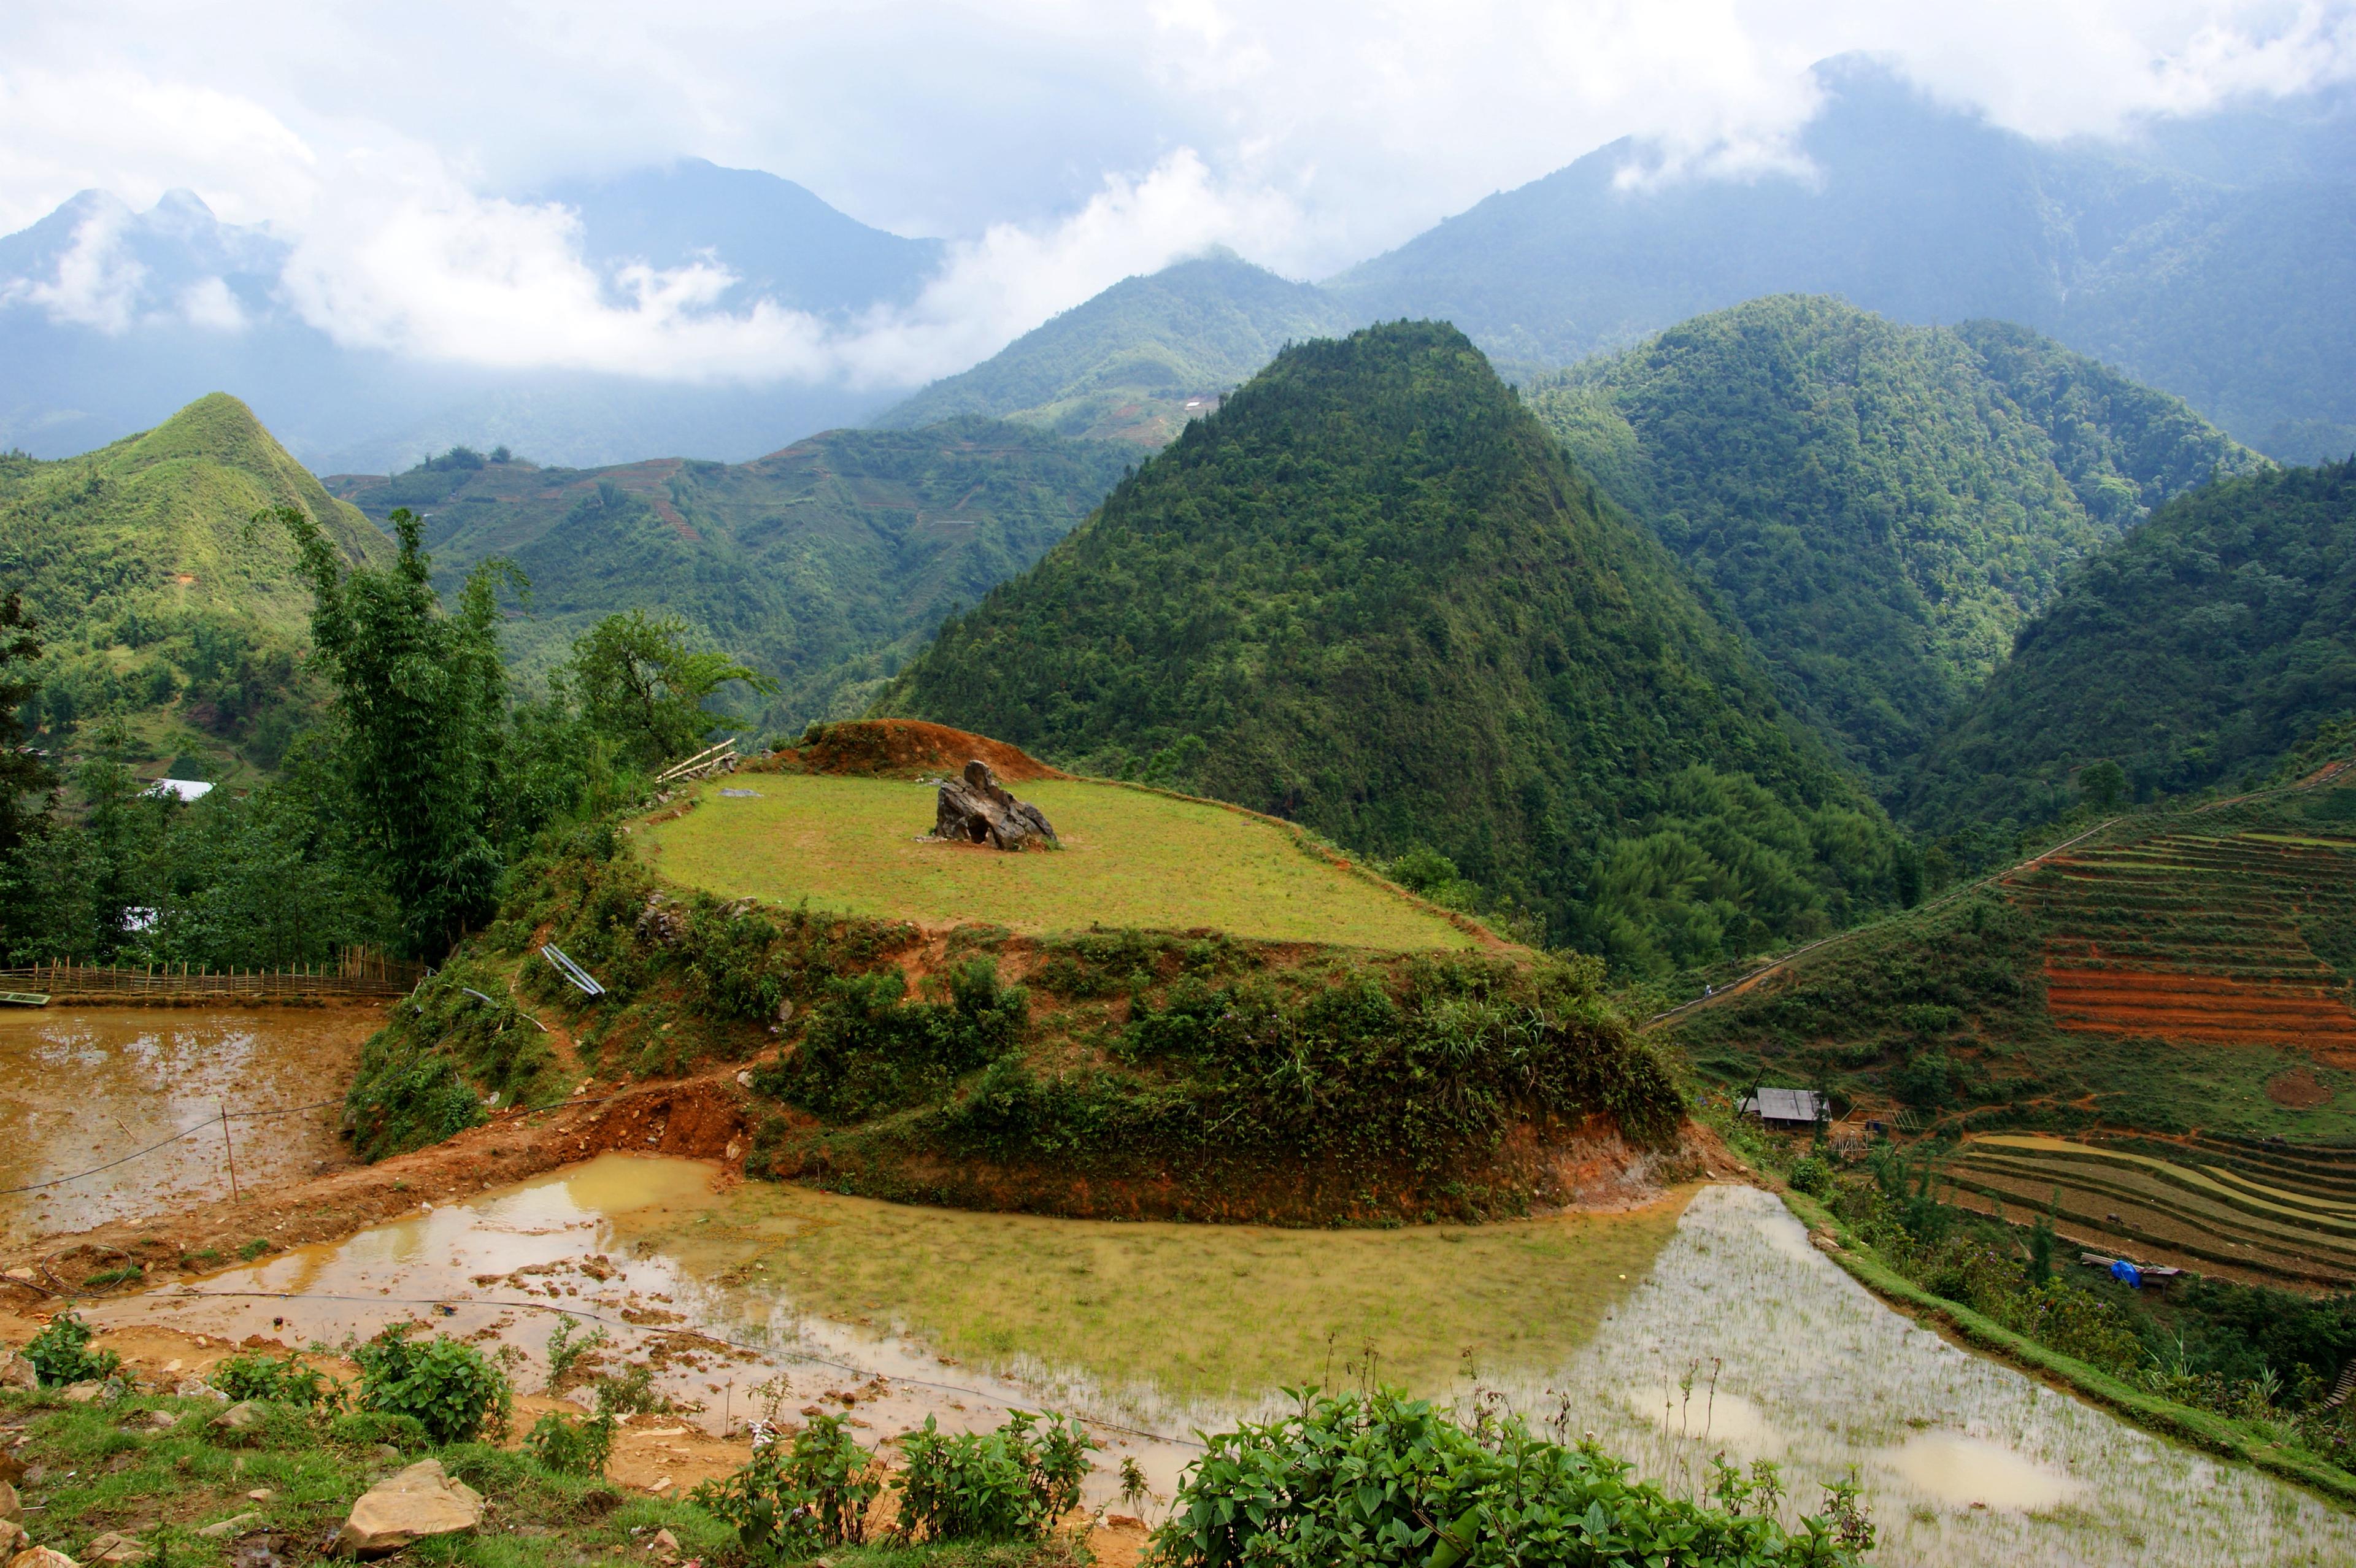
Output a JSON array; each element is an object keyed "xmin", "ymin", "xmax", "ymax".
[
  {"xmin": 61, "ymin": 1385, "xmax": 104, "ymax": 1405},
  {"xmin": 332, "ymin": 1460, "xmax": 483, "ymax": 1556},
  {"xmin": 928, "ymin": 760, "xmax": 1057, "ymax": 851},
  {"xmin": 229, "ymin": 1535, "xmax": 286, "ymax": 1568},
  {"xmin": 129, "ymin": 1410, "xmax": 179, "ymax": 1432},
  {"xmin": 368, "ymin": 1445, "xmax": 402, "ymax": 1464},
  {"xmin": 0, "ymin": 1457, "xmax": 20, "ymax": 1487},
  {"xmin": 0, "ymin": 1479, "xmax": 20, "ymax": 1520},
  {"xmin": 210, "ymin": 1402, "xmax": 265, "ymax": 1434},
  {"xmin": 196, "ymin": 1513, "xmax": 262, "ymax": 1540},
  {"xmin": 82, "ymin": 1533, "xmax": 146, "ymax": 1565},
  {"xmin": 172, "ymin": 1380, "xmax": 221, "ymax": 1401},
  {"xmin": 0, "ymin": 1520, "xmax": 27, "ymax": 1556},
  {"xmin": 0, "ymin": 1359, "xmax": 34, "ymax": 1394},
  {"xmin": 647, "ymin": 1528, "xmax": 680, "ymax": 1557},
  {"xmin": 10, "ymin": 1546, "xmax": 80, "ymax": 1568},
  {"xmin": 644, "ymin": 1478, "xmax": 672, "ymax": 1496},
  {"xmin": 245, "ymin": 1489, "xmax": 273, "ymax": 1502},
  {"xmin": 1107, "ymin": 1514, "xmax": 1145, "ymax": 1531}
]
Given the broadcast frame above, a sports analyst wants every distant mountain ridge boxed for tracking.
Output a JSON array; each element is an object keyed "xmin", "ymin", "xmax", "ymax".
[
  {"xmin": 874, "ymin": 250, "xmax": 1353, "ymax": 445},
  {"xmin": 877, "ymin": 320, "xmax": 1916, "ymax": 972},
  {"xmin": 1528, "ymin": 296, "xmax": 2261, "ymax": 792},
  {"xmin": 1327, "ymin": 58, "xmax": 2356, "ymax": 460},
  {"xmin": 326, "ymin": 418, "xmax": 1132, "ymax": 732}
]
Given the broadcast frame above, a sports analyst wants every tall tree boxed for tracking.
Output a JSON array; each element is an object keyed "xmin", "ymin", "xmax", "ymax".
[
  {"xmin": 563, "ymin": 609, "xmax": 776, "ymax": 771},
  {"xmin": 0, "ymin": 593, "xmax": 51, "ymax": 854},
  {"xmin": 277, "ymin": 506, "xmax": 513, "ymax": 958}
]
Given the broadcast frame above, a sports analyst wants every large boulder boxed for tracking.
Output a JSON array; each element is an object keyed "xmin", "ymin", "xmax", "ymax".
[
  {"xmin": 331, "ymin": 1460, "xmax": 482, "ymax": 1557},
  {"xmin": 929, "ymin": 760, "xmax": 1058, "ymax": 851}
]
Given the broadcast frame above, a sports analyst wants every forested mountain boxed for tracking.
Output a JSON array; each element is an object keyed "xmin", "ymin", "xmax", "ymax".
[
  {"xmin": 0, "ymin": 393, "xmax": 391, "ymax": 779},
  {"xmin": 327, "ymin": 419, "xmax": 1131, "ymax": 732},
  {"xmin": 1527, "ymin": 297, "xmax": 2259, "ymax": 792},
  {"xmin": 874, "ymin": 251, "xmax": 1353, "ymax": 445},
  {"xmin": 1326, "ymin": 58, "xmax": 2356, "ymax": 459},
  {"xmin": 1906, "ymin": 459, "xmax": 2356, "ymax": 831},
  {"xmin": 874, "ymin": 321, "xmax": 1915, "ymax": 972}
]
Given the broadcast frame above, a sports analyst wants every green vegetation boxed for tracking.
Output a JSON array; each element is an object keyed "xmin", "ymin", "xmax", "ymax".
[
  {"xmin": 644, "ymin": 772, "xmax": 1478, "ymax": 949},
  {"xmin": 1151, "ymin": 1388, "xmax": 1872, "ymax": 1566},
  {"xmin": 523, "ymin": 1410, "xmax": 616, "ymax": 1477},
  {"xmin": 877, "ymin": 321, "xmax": 1912, "ymax": 973},
  {"xmin": 891, "ymin": 1412, "xmax": 1092, "ymax": 1545},
  {"xmin": 876, "ymin": 252, "xmax": 1352, "ymax": 446},
  {"xmin": 23, "ymin": 1312, "xmax": 121, "ymax": 1388},
  {"xmin": 694, "ymin": 1410, "xmax": 884, "ymax": 1555},
  {"xmin": 326, "ymin": 418, "xmax": 1130, "ymax": 730},
  {"xmin": 0, "ymin": 393, "xmax": 391, "ymax": 782},
  {"xmin": 1908, "ymin": 458, "xmax": 2355, "ymax": 831},
  {"xmin": 1527, "ymin": 296, "xmax": 2258, "ymax": 790},
  {"xmin": 351, "ymin": 1323, "xmax": 512, "ymax": 1445}
]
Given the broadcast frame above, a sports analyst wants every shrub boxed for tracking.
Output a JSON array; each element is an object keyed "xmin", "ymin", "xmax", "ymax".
[
  {"xmin": 543, "ymin": 1314, "xmax": 610, "ymax": 1388},
  {"xmin": 1787, "ymin": 1155, "xmax": 1834, "ymax": 1199},
  {"xmin": 343, "ymin": 1036, "xmax": 487, "ymax": 1162},
  {"xmin": 777, "ymin": 958, "xmax": 1027, "ymax": 1122},
  {"xmin": 212, "ymin": 1351, "xmax": 342, "ymax": 1409},
  {"xmin": 353, "ymin": 1324, "xmax": 512, "ymax": 1444},
  {"xmin": 23, "ymin": 1312, "xmax": 120, "ymax": 1387},
  {"xmin": 1150, "ymin": 1388, "xmax": 1868, "ymax": 1567},
  {"xmin": 328, "ymin": 1410, "xmax": 431, "ymax": 1453},
  {"xmin": 589, "ymin": 1362, "xmax": 670, "ymax": 1416},
  {"xmin": 693, "ymin": 1411, "xmax": 882, "ymax": 1559},
  {"xmin": 525, "ymin": 1410, "xmax": 616, "ymax": 1477},
  {"xmin": 893, "ymin": 1410, "xmax": 1095, "ymax": 1544}
]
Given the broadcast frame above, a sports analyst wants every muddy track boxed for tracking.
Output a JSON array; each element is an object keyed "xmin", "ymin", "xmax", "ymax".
[{"xmin": 1, "ymin": 1070, "xmax": 756, "ymax": 1292}]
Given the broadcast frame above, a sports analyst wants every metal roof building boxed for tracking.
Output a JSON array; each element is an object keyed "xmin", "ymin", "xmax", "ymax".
[{"xmin": 1739, "ymin": 1087, "xmax": 1826, "ymax": 1126}]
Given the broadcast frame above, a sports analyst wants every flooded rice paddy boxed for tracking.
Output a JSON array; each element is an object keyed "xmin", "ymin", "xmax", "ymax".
[
  {"xmin": 85, "ymin": 1155, "xmax": 2356, "ymax": 1561},
  {"xmin": 0, "ymin": 1007, "xmax": 375, "ymax": 1240}
]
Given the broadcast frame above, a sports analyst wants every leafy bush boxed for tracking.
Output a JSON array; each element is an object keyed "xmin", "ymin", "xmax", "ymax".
[
  {"xmin": 343, "ymin": 1034, "xmax": 488, "ymax": 1163},
  {"xmin": 693, "ymin": 1411, "xmax": 882, "ymax": 1558},
  {"xmin": 23, "ymin": 1312, "xmax": 121, "ymax": 1387},
  {"xmin": 772, "ymin": 958, "xmax": 1027, "ymax": 1121},
  {"xmin": 525, "ymin": 1410, "xmax": 616, "ymax": 1477},
  {"xmin": 543, "ymin": 1314, "xmax": 610, "ymax": 1389},
  {"xmin": 353, "ymin": 1324, "xmax": 512, "ymax": 1444},
  {"xmin": 589, "ymin": 1362, "xmax": 670, "ymax": 1416},
  {"xmin": 1150, "ymin": 1388, "xmax": 1868, "ymax": 1566},
  {"xmin": 1786, "ymin": 1156, "xmax": 1834, "ymax": 1199},
  {"xmin": 212, "ymin": 1351, "xmax": 342, "ymax": 1409},
  {"xmin": 893, "ymin": 1410, "xmax": 1096, "ymax": 1544}
]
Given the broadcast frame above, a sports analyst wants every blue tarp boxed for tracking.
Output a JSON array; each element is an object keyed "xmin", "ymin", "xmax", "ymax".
[{"xmin": 2109, "ymin": 1259, "xmax": 2142, "ymax": 1288}]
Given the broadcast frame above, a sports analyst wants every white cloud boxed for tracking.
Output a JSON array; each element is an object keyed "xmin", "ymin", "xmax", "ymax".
[{"xmin": 0, "ymin": 1, "xmax": 2351, "ymax": 386}]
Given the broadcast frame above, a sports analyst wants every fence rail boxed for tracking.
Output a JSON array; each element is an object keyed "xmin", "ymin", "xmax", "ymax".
[{"xmin": 1, "ymin": 950, "xmax": 428, "ymax": 1002}]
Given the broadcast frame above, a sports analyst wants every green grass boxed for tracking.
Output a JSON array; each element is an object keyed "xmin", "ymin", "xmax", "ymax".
[
  {"xmin": 642, "ymin": 774, "xmax": 1479, "ymax": 950},
  {"xmin": 636, "ymin": 1182, "xmax": 1693, "ymax": 1406}
]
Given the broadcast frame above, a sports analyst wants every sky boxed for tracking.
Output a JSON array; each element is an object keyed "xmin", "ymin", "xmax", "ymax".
[{"xmin": 2, "ymin": 0, "xmax": 2352, "ymax": 388}]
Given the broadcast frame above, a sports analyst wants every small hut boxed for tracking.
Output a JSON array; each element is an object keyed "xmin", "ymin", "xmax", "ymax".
[{"xmin": 1739, "ymin": 1087, "xmax": 1827, "ymax": 1130}]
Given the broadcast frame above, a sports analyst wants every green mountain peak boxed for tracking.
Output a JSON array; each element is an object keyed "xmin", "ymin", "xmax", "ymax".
[{"xmin": 875, "ymin": 319, "xmax": 1913, "ymax": 969}]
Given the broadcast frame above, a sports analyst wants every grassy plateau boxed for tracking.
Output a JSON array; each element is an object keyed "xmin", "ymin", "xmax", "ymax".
[{"xmin": 641, "ymin": 772, "xmax": 1480, "ymax": 950}]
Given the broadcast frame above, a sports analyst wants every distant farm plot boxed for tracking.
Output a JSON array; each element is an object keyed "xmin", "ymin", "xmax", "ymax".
[
  {"xmin": 1948, "ymin": 1132, "xmax": 2356, "ymax": 1288},
  {"xmin": 641, "ymin": 773, "xmax": 1484, "ymax": 950}
]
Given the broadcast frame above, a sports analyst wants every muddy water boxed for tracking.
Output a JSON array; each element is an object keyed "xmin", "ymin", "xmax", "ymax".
[{"xmin": 0, "ymin": 1008, "xmax": 377, "ymax": 1242}]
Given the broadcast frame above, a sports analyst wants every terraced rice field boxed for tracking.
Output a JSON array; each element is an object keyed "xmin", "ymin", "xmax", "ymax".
[
  {"xmin": 2006, "ymin": 824, "xmax": 2356, "ymax": 1055},
  {"xmin": 1948, "ymin": 1133, "xmax": 2356, "ymax": 1288}
]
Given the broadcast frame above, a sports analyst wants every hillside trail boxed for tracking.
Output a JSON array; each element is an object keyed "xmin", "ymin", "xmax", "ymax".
[{"xmin": 1648, "ymin": 751, "xmax": 2356, "ymax": 1030}]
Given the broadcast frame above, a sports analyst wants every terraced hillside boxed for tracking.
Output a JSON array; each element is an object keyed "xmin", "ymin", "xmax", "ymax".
[
  {"xmin": 1946, "ymin": 1132, "xmax": 2356, "ymax": 1289},
  {"xmin": 2009, "ymin": 824, "xmax": 2356, "ymax": 1058}
]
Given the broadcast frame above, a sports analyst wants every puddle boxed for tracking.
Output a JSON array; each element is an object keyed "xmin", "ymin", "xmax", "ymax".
[
  {"xmin": 1882, "ymin": 1432, "xmax": 2085, "ymax": 1512},
  {"xmin": 0, "ymin": 1008, "xmax": 379, "ymax": 1240},
  {"xmin": 1625, "ymin": 1383, "xmax": 1782, "ymax": 1454}
]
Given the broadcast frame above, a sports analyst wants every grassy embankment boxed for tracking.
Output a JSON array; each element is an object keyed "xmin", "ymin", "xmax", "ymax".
[{"xmin": 350, "ymin": 726, "xmax": 1687, "ymax": 1224}]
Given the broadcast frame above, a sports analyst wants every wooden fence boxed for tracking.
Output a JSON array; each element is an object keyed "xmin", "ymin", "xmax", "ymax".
[{"xmin": 2, "ymin": 948, "xmax": 429, "ymax": 1002}]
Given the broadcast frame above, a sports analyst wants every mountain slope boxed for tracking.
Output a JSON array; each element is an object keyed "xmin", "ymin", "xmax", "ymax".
[
  {"xmin": 1326, "ymin": 58, "xmax": 2356, "ymax": 455},
  {"xmin": 1906, "ymin": 459, "xmax": 2356, "ymax": 831},
  {"xmin": 0, "ymin": 392, "xmax": 391, "ymax": 775},
  {"xmin": 1527, "ymin": 297, "xmax": 2259, "ymax": 790},
  {"xmin": 326, "ymin": 419, "xmax": 1131, "ymax": 731},
  {"xmin": 874, "ymin": 321, "xmax": 1913, "ymax": 969},
  {"xmin": 874, "ymin": 252, "xmax": 1353, "ymax": 445}
]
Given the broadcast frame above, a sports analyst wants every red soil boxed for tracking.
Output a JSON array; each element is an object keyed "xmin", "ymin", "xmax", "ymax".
[
  {"xmin": 2044, "ymin": 963, "xmax": 2356, "ymax": 1058},
  {"xmin": 760, "ymin": 719, "xmax": 1066, "ymax": 782}
]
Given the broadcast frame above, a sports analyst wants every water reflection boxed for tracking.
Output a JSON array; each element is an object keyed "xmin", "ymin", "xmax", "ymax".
[{"xmin": 0, "ymin": 1007, "xmax": 378, "ymax": 1239}]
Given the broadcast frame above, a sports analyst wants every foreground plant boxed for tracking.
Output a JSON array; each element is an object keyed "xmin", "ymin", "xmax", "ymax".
[
  {"xmin": 352, "ymin": 1323, "xmax": 512, "ymax": 1444},
  {"xmin": 893, "ymin": 1409, "xmax": 1096, "ymax": 1545},
  {"xmin": 23, "ymin": 1312, "xmax": 121, "ymax": 1388},
  {"xmin": 693, "ymin": 1410, "xmax": 882, "ymax": 1559},
  {"xmin": 1147, "ymin": 1388, "xmax": 1870, "ymax": 1567}
]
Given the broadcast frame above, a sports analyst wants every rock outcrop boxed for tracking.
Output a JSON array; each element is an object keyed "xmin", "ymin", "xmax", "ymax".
[
  {"xmin": 929, "ymin": 760, "xmax": 1058, "ymax": 851},
  {"xmin": 332, "ymin": 1460, "xmax": 483, "ymax": 1557}
]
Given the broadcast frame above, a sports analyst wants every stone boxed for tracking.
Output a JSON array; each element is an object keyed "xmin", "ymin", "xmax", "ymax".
[
  {"xmin": 0, "ymin": 1480, "xmax": 19, "ymax": 1520},
  {"xmin": 1106, "ymin": 1514, "xmax": 1145, "ymax": 1531},
  {"xmin": 0, "ymin": 1358, "xmax": 34, "ymax": 1394},
  {"xmin": 196, "ymin": 1513, "xmax": 261, "ymax": 1540},
  {"xmin": 647, "ymin": 1528, "xmax": 680, "ymax": 1557},
  {"xmin": 210, "ymin": 1402, "xmax": 264, "ymax": 1434},
  {"xmin": 172, "ymin": 1380, "xmax": 221, "ymax": 1401},
  {"xmin": 82, "ymin": 1534, "xmax": 145, "ymax": 1566},
  {"xmin": 0, "ymin": 1521, "xmax": 28, "ymax": 1558},
  {"xmin": 0, "ymin": 1454, "xmax": 22, "ymax": 1485},
  {"xmin": 129, "ymin": 1410, "xmax": 179, "ymax": 1432},
  {"xmin": 10, "ymin": 1547, "xmax": 79, "ymax": 1568},
  {"xmin": 332, "ymin": 1459, "xmax": 483, "ymax": 1556},
  {"xmin": 928, "ymin": 761, "xmax": 1057, "ymax": 851},
  {"xmin": 60, "ymin": 1384, "xmax": 103, "ymax": 1405}
]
